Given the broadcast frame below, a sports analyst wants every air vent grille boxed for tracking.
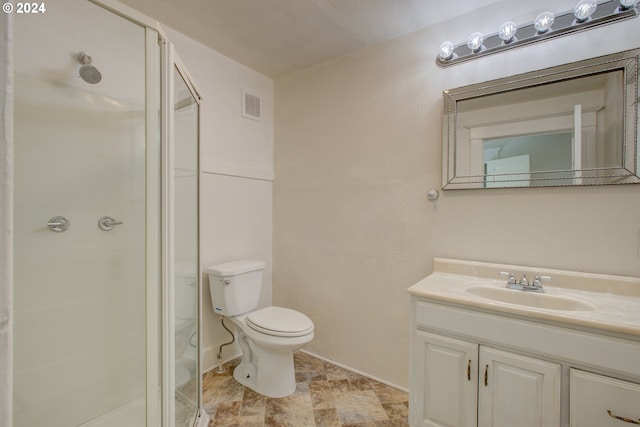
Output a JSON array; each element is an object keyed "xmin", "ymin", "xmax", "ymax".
[{"xmin": 242, "ymin": 90, "xmax": 261, "ymax": 121}]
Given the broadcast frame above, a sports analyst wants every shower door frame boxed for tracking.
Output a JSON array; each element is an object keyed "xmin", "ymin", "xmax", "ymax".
[
  {"xmin": 86, "ymin": 1, "xmax": 167, "ymax": 424},
  {"xmin": 160, "ymin": 40, "xmax": 206, "ymax": 427},
  {"xmin": 95, "ymin": 1, "xmax": 208, "ymax": 424},
  {"xmin": 93, "ymin": 3, "xmax": 166, "ymax": 425}
]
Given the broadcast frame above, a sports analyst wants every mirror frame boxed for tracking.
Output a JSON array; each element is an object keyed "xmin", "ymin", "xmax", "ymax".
[{"xmin": 442, "ymin": 48, "xmax": 640, "ymax": 190}]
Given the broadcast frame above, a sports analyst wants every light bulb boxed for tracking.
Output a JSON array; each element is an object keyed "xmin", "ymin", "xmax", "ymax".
[
  {"xmin": 534, "ymin": 11, "xmax": 555, "ymax": 33},
  {"xmin": 574, "ymin": 0, "xmax": 598, "ymax": 22},
  {"xmin": 467, "ymin": 32, "xmax": 484, "ymax": 52},
  {"xmin": 498, "ymin": 21, "xmax": 518, "ymax": 43},
  {"xmin": 619, "ymin": 0, "xmax": 638, "ymax": 9},
  {"xmin": 439, "ymin": 41, "xmax": 455, "ymax": 60}
]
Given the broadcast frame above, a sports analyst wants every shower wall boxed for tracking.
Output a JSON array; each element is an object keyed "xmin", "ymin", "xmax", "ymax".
[{"xmin": 12, "ymin": 73, "xmax": 147, "ymax": 426}]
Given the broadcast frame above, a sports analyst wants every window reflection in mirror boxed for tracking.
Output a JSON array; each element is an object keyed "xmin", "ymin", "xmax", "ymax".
[{"xmin": 483, "ymin": 132, "xmax": 572, "ymax": 187}]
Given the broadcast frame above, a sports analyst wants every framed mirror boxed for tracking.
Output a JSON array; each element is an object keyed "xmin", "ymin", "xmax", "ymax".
[{"xmin": 442, "ymin": 49, "xmax": 640, "ymax": 190}]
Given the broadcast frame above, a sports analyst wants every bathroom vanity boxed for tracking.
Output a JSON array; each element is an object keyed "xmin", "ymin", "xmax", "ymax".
[{"xmin": 407, "ymin": 258, "xmax": 640, "ymax": 427}]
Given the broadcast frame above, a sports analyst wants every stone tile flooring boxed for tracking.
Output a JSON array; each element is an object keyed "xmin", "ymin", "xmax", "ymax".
[{"xmin": 203, "ymin": 352, "xmax": 409, "ymax": 426}]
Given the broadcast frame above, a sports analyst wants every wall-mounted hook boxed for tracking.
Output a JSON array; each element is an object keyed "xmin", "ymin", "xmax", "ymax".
[{"xmin": 426, "ymin": 189, "xmax": 440, "ymax": 201}]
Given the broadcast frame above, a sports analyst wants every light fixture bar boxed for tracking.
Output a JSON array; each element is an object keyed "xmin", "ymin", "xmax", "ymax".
[{"xmin": 436, "ymin": 0, "xmax": 638, "ymax": 67}]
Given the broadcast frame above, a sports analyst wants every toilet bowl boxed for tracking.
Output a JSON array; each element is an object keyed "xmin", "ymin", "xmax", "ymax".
[
  {"xmin": 228, "ymin": 306, "xmax": 314, "ymax": 397},
  {"xmin": 206, "ymin": 260, "xmax": 314, "ymax": 398}
]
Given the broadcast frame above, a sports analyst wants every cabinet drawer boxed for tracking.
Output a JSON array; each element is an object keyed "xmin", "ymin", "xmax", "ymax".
[{"xmin": 570, "ymin": 369, "xmax": 640, "ymax": 427}]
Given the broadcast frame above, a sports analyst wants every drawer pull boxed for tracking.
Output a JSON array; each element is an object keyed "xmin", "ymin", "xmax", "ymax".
[
  {"xmin": 484, "ymin": 364, "xmax": 489, "ymax": 386},
  {"xmin": 467, "ymin": 360, "xmax": 471, "ymax": 381},
  {"xmin": 607, "ymin": 410, "xmax": 640, "ymax": 425}
]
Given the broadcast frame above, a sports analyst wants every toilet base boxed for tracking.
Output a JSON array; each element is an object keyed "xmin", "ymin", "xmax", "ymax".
[{"xmin": 233, "ymin": 346, "xmax": 296, "ymax": 398}]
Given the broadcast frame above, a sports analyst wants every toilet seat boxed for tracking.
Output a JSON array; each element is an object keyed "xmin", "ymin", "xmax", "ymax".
[{"xmin": 246, "ymin": 306, "xmax": 314, "ymax": 337}]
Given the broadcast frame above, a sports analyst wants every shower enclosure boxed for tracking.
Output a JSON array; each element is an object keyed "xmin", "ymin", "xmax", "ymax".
[{"xmin": 7, "ymin": 0, "xmax": 206, "ymax": 426}]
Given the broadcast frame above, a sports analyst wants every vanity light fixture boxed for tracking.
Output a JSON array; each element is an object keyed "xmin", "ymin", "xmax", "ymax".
[
  {"xmin": 534, "ymin": 11, "xmax": 555, "ymax": 33},
  {"xmin": 439, "ymin": 41, "xmax": 455, "ymax": 60},
  {"xmin": 574, "ymin": 0, "xmax": 598, "ymax": 22},
  {"xmin": 498, "ymin": 21, "xmax": 518, "ymax": 43},
  {"xmin": 467, "ymin": 32, "xmax": 485, "ymax": 52},
  {"xmin": 619, "ymin": 0, "xmax": 638, "ymax": 9},
  {"xmin": 436, "ymin": 0, "xmax": 639, "ymax": 67}
]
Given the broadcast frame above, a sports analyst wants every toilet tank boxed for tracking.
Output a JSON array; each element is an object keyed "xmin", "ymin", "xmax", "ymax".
[
  {"xmin": 175, "ymin": 262, "xmax": 197, "ymax": 321},
  {"xmin": 205, "ymin": 260, "xmax": 266, "ymax": 316}
]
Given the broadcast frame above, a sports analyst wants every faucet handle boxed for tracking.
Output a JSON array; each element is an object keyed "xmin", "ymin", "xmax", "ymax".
[
  {"xmin": 532, "ymin": 275, "xmax": 552, "ymax": 285},
  {"xmin": 499, "ymin": 271, "xmax": 517, "ymax": 284},
  {"xmin": 500, "ymin": 271, "xmax": 525, "ymax": 290}
]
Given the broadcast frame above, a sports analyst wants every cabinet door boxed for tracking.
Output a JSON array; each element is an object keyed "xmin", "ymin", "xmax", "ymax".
[
  {"xmin": 410, "ymin": 330, "xmax": 478, "ymax": 427},
  {"xmin": 478, "ymin": 347, "xmax": 560, "ymax": 427},
  {"xmin": 570, "ymin": 369, "xmax": 640, "ymax": 427}
]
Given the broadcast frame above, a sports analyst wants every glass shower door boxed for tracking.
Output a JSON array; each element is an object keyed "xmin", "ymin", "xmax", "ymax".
[
  {"xmin": 164, "ymin": 44, "xmax": 202, "ymax": 426},
  {"xmin": 12, "ymin": 1, "xmax": 155, "ymax": 425},
  {"xmin": 173, "ymin": 64, "xmax": 200, "ymax": 426}
]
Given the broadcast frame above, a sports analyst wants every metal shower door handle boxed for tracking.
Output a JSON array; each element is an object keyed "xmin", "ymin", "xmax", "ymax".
[
  {"xmin": 47, "ymin": 216, "xmax": 70, "ymax": 232},
  {"xmin": 98, "ymin": 216, "xmax": 123, "ymax": 231}
]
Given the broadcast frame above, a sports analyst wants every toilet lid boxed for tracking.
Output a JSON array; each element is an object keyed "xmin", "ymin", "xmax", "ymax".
[{"xmin": 246, "ymin": 306, "xmax": 314, "ymax": 337}]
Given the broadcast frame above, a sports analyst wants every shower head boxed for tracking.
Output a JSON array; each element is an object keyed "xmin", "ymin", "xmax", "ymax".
[
  {"xmin": 79, "ymin": 65, "xmax": 102, "ymax": 84},
  {"xmin": 76, "ymin": 51, "xmax": 102, "ymax": 84}
]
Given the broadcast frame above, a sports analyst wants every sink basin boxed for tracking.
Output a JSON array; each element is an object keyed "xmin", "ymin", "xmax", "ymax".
[{"xmin": 466, "ymin": 286, "xmax": 596, "ymax": 311}]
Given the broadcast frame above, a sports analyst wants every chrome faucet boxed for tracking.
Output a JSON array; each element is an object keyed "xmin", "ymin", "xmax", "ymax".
[{"xmin": 500, "ymin": 272, "xmax": 551, "ymax": 292}]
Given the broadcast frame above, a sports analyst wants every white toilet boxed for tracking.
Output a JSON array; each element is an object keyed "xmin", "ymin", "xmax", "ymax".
[
  {"xmin": 206, "ymin": 260, "xmax": 314, "ymax": 398},
  {"xmin": 175, "ymin": 263, "xmax": 197, "ymax": 387}
]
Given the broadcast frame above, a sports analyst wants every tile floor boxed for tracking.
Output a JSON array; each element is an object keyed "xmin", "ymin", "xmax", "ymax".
[{"xmin": 203, "ymin": 352, "xmax": 409, "ymax": 426}]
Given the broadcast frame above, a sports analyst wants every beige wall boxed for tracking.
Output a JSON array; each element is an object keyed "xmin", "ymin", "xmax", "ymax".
[{"xmin": 274, "ymin": 4, "xmax": 640, "ymax": 388}]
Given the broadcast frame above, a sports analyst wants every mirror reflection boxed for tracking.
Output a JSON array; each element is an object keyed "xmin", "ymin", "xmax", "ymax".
[{"xmin": 442, "ymin": 49, "xmax": 640, "ymax": 189}]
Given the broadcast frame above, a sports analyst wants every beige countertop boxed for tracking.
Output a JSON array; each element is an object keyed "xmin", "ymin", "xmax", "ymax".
[{"xmin": 408, "ymin": 258, "xmax": 640, "ymax": 338}]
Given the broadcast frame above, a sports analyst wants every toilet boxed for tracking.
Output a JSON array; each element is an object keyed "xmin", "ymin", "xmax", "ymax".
[
  {"xmin": 175, "ymin": 263, "xmax": 197, "ymax": 387},
  {"xmin": 206, "ymin": 260, "xmax": 314, "ymax": 398}
]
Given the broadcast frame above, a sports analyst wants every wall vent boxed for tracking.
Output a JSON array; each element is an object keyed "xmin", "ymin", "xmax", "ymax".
[{"xmin": 242, "ymin": 89, "xmax": 262, "ymax": 121}]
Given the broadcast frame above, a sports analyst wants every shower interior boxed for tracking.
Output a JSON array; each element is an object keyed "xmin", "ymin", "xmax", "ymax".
[{"xmin": 11, "ymin": 0, "xmax": 204, "ymax": 426}]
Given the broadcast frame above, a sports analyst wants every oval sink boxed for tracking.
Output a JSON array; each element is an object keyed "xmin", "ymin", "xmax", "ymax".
[{"xmin": 466, "ymin": 286, "xmax": 596, "ymax": 311}]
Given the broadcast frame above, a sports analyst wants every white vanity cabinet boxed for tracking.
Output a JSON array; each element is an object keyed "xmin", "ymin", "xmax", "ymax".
[
  {"xmin": 407, "ymin": 258, "xmax": 640, "ymax": 427},
  {"xmin": 413, "ymin": 331, "xmax": 478, "ymax": 427},
  {"xmin": 412, "ymin": 330, "xmax": 560, "ymax": 427},
  {"xmin": 478, "ymin": 346, "xmax": 560, "ymax": 427},
  {"xmin": 570, "ymin": 369, "xmax": 640, "ymax": 427}
]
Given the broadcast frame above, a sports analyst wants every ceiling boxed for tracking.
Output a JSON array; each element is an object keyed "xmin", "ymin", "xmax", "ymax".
[{"xmin": 117, "ymin": 0, "xmax": 504, "ymax": 78}]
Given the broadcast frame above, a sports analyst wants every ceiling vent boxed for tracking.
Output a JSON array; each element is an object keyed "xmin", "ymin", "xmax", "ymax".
[{"xmin": 242, "ymin": 89, "xmax": 262, "ymax": 121}]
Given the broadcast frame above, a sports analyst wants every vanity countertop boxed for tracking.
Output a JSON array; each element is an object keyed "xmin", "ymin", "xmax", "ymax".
[{"xmin": 408, "ymin": 258, "xmax": 640, "ymax": 338}]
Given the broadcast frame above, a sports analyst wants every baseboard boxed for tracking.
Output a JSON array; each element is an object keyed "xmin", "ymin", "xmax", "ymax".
[{"xmin": 300, "ymin": 349, "xmax": 409, "ymax": 393}]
